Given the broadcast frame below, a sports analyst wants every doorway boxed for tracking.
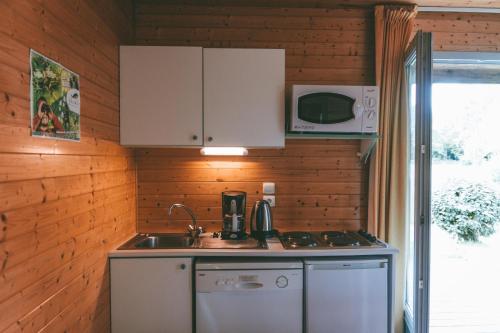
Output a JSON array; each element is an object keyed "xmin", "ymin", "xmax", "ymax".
[
  {"xmin": 404, "ymin": 31, "xmax": 432, "ymax": 333},
  {"xmin": 429, "ymin": 53, "xmax": 500, "ymax": 333},
  {"xmin": 404, "ymin": 44, "xmax": 500, "ymax": 333}
]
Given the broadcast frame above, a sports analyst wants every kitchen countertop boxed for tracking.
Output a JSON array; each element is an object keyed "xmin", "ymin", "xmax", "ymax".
[{"xmin": 108, "ymin": 235, "xmax": 399, "ymax": 258}]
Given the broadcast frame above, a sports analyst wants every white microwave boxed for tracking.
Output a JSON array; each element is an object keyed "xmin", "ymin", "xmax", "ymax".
[{"xmin": 290, "ymin": 85, "xmax": 379, "ymax": 133}]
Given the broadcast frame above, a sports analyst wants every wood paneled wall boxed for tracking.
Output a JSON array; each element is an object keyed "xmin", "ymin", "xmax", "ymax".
[
  {"xmin": 415, "ymin": 12, "xmax": 500, "ymax": 52},
  {"xmin": 135, "ymin": 2, "xmax": 374, "ymax": 86},
  {"xmin": 134, "ymin": 1, "xmax": 373, "ymax": 233},
  {"xmin": 137, "ymin": 141, "xmax": 368, "ymax": 233},
  {"xmin": 0, "ymin": 0, "xmax": 135, "ymax": 331},
  {"xmin": 131, "ymin": 0, "xmax": 500, "ymax": 8},
  {"xmin": 1, "ymin": 0, "xmax": 496, "ymax": 331}
]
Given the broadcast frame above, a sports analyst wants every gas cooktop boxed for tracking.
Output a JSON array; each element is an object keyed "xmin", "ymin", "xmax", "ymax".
[{"xmin": 279, "ymin": 230, "xmax": 386, "ymax": 249}]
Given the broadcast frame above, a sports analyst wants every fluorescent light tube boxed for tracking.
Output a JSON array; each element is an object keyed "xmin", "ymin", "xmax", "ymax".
[{"xmin": 200, "ymin": 147, "xmax": 248, "ymax": 156}]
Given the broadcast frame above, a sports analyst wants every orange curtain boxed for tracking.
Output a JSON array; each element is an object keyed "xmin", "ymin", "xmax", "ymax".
[{"xmin": 369, "ymin": 4, "xmax": 417, "ymax": 333}]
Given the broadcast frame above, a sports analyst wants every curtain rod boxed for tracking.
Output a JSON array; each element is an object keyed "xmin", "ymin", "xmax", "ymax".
[{"xmin": 419, "ymin": 6, "xmax": 500, "ymax": 13}]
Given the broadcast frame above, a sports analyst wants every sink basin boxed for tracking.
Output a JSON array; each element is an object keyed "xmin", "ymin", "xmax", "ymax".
[
  {"xmin": 119, "ymin": 234, "xmax": 195, "ymax": 250},
  {"xmin": 118, "ymin": 233, "xmax": 268, "ymax": 250},
  {"xmin": 198, "ymin": 237, "xmax": 267, "ymax": 249}
]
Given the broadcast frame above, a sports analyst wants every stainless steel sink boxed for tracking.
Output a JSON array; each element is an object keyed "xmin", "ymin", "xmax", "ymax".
[
  {"xmin": 118, "ymin": 233, "xmax": 268, "ymax": 250},
  {"xmin": 118, "ymin": 234, "xmax": 195, "ymax": 250},
  {"xmin": 197, "ymin": 237, "xmax": 267, "ymax": 249}
]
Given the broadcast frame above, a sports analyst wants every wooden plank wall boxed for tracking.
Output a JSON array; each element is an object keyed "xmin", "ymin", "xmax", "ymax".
[
  {"xmin": 415, "ymin": 12, "xmax": 500, "ymax": 52},
  {"xmin": 0, "ymin": 0, "xmax": 135, "ymax": 331},
  {"xmin": 134, "ymin": 1, "xmax": 374, "ymax": 233}
]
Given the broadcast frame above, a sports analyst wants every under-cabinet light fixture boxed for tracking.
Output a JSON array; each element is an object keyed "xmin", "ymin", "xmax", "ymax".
[{"xmin": 200, "ymin": 147, "xmax": 248, "ymax": 156}]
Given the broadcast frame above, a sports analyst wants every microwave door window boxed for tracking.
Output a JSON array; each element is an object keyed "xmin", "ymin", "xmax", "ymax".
[{"xmin": 298, "ymin": 93, "xmax": 355, "ymax": 124}]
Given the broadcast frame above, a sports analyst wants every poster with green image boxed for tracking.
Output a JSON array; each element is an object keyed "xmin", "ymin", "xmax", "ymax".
[{"xmin": 30, "ymin": 50, "xmax": 80, "ymax": 141}]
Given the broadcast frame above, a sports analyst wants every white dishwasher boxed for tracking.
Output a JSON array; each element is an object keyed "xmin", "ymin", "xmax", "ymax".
[
  {"xmin": 305, "ymin": 258, "xmax": 389, "ymax": 333},
  {"xmin": 196, "ymin": 259, "xmax": 303, "ymax": 333}
]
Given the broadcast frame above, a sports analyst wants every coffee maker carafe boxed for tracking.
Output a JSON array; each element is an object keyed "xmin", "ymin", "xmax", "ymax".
[{"xmin": 221, "ymin": 191, "xmax": 246, "ymax": 239}]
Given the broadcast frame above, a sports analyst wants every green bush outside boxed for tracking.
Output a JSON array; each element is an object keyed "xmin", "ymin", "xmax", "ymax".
[{"xmin": 432, "ymin": 182, "xmax": 500, "ymax": 242}]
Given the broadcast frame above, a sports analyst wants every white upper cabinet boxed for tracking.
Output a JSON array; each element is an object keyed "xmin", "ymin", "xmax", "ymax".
[
  {"xmin": 119, "ymin": 47, "xmax": 285, "ymax": 147},
  {"xmin": 203, "ymin": 48, "xmax": 285, "ymax": 148},
  {"xmin": 120, "ymin": 46, "xmax": 203, "ymax": 146}
]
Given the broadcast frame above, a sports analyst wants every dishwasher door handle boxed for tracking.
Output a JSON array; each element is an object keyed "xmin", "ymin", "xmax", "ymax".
[
  {"xmin": 307, "ymin": 260, "xmax": 387, "ymax": 270},
  {"xmin": 234, "ymin": 282, "xmax": 264, "ymax": 289}
]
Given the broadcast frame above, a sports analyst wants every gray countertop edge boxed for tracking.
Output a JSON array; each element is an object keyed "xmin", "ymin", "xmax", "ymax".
[{"xmin": 108, "ymin": 240, "xmax": 399, "ymax": 258}]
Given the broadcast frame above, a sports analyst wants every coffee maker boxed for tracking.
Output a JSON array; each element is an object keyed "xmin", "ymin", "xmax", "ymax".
[{"xmin": 221, "ymin": 191, "xmax": 247, "ymax": 240}]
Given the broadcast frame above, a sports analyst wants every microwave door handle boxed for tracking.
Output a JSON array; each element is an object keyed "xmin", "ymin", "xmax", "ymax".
[{"xmin": 355, "ymin": 104, "xmax": 364, "ymax": 118}]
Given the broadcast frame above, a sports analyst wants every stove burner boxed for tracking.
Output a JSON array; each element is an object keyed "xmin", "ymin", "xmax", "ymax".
[
  {"xmin": 327, "ymin": 238, "xmax": 361, "ymax": 247},
  {"xmin": 282, "ymin": 232, "xmax": 312, "ymax": 240},
  {"xmin": 321, "ymin": 231, "xmax": 347, "ymax": 239},
  {"xmin": 281, "ymin": 232, "xmax": 318, "ymax": 248},
  {"xmin": 322, "ymin": 231, "xmax": 362, "ymax": 247},
  {"xmin": 279, "ymin": 230, "xmax": 385, "ymax": 249},
  {"xmin": 289, "ymin": 239, "xmax": 318, "ymax": 248}
]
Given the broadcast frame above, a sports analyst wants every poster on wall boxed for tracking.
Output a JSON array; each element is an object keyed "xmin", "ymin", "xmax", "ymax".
[{"xmin": 30, "ymin": 50, "xmax": 80, "ymax": 141}]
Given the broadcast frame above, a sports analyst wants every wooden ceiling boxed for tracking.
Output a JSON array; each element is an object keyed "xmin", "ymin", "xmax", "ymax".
[{"xmin": 135, "ymin": 0, "xmax": 500, "ymax": 9}]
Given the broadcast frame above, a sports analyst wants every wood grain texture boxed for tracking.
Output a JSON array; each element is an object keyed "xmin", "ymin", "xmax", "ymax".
[
  {"xmin": 137, "ymin": 141, "xmax": 368, "ymax": 232},
  {"xmin": 134, "ymin": 1, "xmax": 373, "ymax": 233},
  {"xmin": 415, "ymin": 12, "xmax": 500, "ymax": 52},
  {"xmin": 135, "ymin": 0, "xmax": 500, "ymax": 9},
  {"xmin": 135, "ymin": 2, "xmax": 375, "ymax": 87},
  {"xmin": 133, "ymin": 2, "xmax": 500, "ymax": 235},
  {"xmin": 1, "ymin": 4, "xmax": 490, "ymax": 330},
  {"xmin": 135, "ymin": 1, "xmax": 373, "ymax": 232},
  {"xmin": 0, "ymin": 0, "xmax": 135, "ymax": 332}
]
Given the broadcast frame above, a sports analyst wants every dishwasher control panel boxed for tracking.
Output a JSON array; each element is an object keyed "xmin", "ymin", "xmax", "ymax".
[
  {"xmin": 195, "ymin": 259, "xmax": 303, "ymax": 293},
  {"xmin": 196, "ymin": 269, "xmax": 302, "ymax": 292}
]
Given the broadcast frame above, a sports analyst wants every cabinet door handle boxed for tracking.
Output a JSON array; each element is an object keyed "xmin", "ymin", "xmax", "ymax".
[
  {"xmin": 192, "ymin": 135, "xmax": 198, "ymax": 141},
  {"xmin": 207, "ymin": 136, "xmax": 213, "ymax": 142},
  {"xmin": 180, "ymin": 263, "xmax": 186, "ymax": 270}
]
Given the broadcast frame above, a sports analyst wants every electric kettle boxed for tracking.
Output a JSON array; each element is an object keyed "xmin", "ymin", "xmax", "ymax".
[{"xmin": 250, "ymin": 200, "xmax": 275, "ymax": 238}]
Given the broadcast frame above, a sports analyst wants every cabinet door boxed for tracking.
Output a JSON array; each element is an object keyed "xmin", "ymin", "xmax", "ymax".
[
  {"xmin": 203, "ymin": 48, "xmax": 285, "ymax": 148},
  {"xmin": 111, "ymin": 257, "xmax": 192, "ymax": 333},
  {"xmin": 306, "ymin": 260, "xmax": 388, "ymax": 333},
  {"xmin": 120, "ymin": 46, "xmax": 202, "ymax": 146}
]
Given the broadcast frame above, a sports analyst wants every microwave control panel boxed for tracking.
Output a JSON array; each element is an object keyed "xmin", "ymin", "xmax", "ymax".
[{"xmin": 361, "ymin": 86, "xmax": 379, "ymax": 132}]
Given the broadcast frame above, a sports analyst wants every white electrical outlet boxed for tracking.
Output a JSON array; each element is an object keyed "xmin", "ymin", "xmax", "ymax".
[
  {"xmin": 263, "ymin": 182, "xmax": 275, "ymax": 194},
  {"xmin": 263, "ymin": 195, "xmax": 276, "ymax": 207}
]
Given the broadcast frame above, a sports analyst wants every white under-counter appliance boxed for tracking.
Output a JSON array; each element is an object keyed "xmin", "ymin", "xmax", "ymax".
[
  {"xmin": 305, "ymin": 258, "xmax": 389, "ymax": 333},
  {"xmin": 195, "ymin": 259, "xmax": 303, "ymax": 333},
  {"xmin": 290, "ymin": 85, "xmax": 379, "ymax": 133},
  {"xmin": 278, "ymin": 231, "xmax": 391, "ymax": 333}
]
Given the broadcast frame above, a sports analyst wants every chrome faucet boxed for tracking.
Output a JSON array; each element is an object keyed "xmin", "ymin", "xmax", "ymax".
[{"xmin": 168, "ymin": 203, "xmax": 204, "ymax": 238}]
